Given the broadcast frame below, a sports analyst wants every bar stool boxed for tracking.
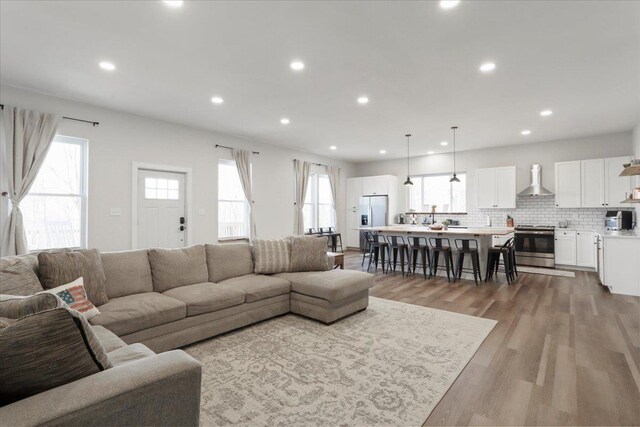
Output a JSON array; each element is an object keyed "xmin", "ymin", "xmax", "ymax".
[
  {"xmin": 428, "ymin": 237, "xmax": 455, "ymax": 282},
  {"xmin": 387, "ymin": 235, "xmax": 411, "ymax": 276},
  {"xmin": 328, "ymin": 227, "xmax": 343, "ymax": 253},
  {"xmin": 361, "ymin": 231, "xmax": 372, "ymax": 266},
  {"xmin": 305, "ymin": 228, "xmax": 316, "ymax": 235},
  {"xmin": 367, "ymin": 232, "xmax": 391, "ymax": 273},
  {"xmin": 408, "ymin": 236, "xmax": 430, "ymax": 279},
  {"xmin": 454, "ymin": 238, "xmax": 482, "ymax": 286},
  {"xmin": 486, "ymin": 238, "xmax": 516, "ymax": 284}
]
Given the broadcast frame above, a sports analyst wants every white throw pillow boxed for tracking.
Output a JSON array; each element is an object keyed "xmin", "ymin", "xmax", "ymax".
[{"xmin": 38, "ymin": 277, "xmax": 100, "ymax": 320}]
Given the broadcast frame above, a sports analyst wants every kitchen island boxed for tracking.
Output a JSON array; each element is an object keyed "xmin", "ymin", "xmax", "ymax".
[{"xmin": 360, "ymin": 225, "xmax": 515, "ymax": 280}]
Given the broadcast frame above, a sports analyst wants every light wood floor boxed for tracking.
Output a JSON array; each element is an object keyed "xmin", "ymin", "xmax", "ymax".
[{"xmin": 343, "ymin": 251, "xmax": 640, "ymax": 426}]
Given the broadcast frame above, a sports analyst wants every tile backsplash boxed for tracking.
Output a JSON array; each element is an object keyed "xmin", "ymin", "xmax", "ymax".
[{"xmin": 409, "ymin": 197, "xmax": 635, "ymax": 230}]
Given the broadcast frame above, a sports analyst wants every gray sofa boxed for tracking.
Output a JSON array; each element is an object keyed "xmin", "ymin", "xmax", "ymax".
[{"xmin": 0, "ymin": 242, "xmax": 374, "ymax": 426}]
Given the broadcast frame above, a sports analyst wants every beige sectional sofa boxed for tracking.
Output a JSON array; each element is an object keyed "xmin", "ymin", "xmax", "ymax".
[{"xmin": 1, "ymin": 242, "xmax": 374, "ymax": 426}]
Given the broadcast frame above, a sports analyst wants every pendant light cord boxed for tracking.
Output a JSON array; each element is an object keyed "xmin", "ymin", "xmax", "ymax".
[
  {"xmin": 452, "ymin": 126, "xmax": 458, "ymax": 175},
  {"xmin": 406, "ymin": 134, "xmax": 411, "ymax": 176}
]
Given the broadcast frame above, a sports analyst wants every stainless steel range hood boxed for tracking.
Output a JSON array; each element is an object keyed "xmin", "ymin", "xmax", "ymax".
[{"xmin": 517, "ymin": 164, "xmax": 554, "ymax": 197}]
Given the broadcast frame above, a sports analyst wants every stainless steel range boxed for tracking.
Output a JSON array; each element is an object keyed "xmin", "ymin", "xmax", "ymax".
[{"xmin": 514, "ymin": 225, "xmax": 555, "ymax": 268}]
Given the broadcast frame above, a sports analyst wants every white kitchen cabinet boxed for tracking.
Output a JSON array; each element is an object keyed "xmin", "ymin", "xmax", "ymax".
[
  {"xmin": 597, "ymin": 235, "xmax": 605, "ymax": 284},
  {"xmin": 604, "ymin": 156, "xmax": 632, "ymax": 207},
  {"xmin": 362, "ymin": 175, "xmax": 389, "ymax": 196},
  {"xmin": 576, "ymin": 230, "xmax": 595, "ymax": 268},
  {"xmin": 581, "ymin": 159, "xmax": 605, "ymax": 208},
  {"xmin": 555, "ymin": 161, "xmax": 581, "ymax": 208},
  {"xmin": 554, "ymin": 229, "xmax": 577, "ymax": 265},
  {"xmin": 602, "ymin": 236, "xmax": 640, "ymax": 296},
  {"xmin": 345, "ymin": 208, "xmax": 360, "ymax": 248},
  {"xmin": 580, "ymin": 157, "xmax": 631, "ymax": 208},
  {"xmin": 346, "ymin": 177, "xmax": 363, "ymax": 210},
  {"xmin": 476, "ymin": 166, "xmax": 516, "ymax": 209}
]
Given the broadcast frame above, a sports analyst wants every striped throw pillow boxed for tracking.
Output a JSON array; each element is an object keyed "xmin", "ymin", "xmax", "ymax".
[
  {"xmin": 39, "ymin": 278, "xmax": 100, "ymax": 320},
  {"xmin": 252, "ymin": 239, "xmax": 291, "ymax": 274}
]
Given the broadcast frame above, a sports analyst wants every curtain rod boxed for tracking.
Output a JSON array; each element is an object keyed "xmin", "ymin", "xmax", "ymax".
[
  {"xmin": 0, "ymin": 104, "xmax": 99, "ymax": 126},
  {"xmin": 215, "ymin": 144, "xmax": 259, "ymax": 155},
  {"xmin": 294, "ymin": 158, "xmax": 339, "ymax": 169}
]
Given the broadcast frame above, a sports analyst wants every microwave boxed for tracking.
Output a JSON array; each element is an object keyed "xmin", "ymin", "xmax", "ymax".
[{"xmin": 604, "ymin": 210, "xmax": 633, "ymax": 230}]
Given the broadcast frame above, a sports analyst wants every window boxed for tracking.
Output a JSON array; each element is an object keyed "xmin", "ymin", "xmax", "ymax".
[
  {"xmin": 21, "ymin": 135, "xmax": 88, "ymax": 250},
  {"xmin": 304, "ymin": 173, "xmax": 335, "ymax": 231},
  {"xmin": 144, "ymin": 178, "xmax": 179, "ymax": 200},
  {"xmin": 218, "ymin": 160, "xmax": 249, "ymax": 239},
  {"xmin": 407, "ymin": 173, "xmax": 466, "ymax": 213}
]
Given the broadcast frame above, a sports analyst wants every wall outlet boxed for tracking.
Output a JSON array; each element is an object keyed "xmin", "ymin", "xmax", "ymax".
[{"xmin": 109, "ymin": 208, "xmax": 122, "ymax": 217}]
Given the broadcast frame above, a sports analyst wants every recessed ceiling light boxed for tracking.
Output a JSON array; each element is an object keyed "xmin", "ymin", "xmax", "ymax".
[
  {"xmin": 440, "ymin": 141, "xmax": 448, "ymax": 146},
  {"xmin": 521, "ymin": 130, "xmax": 531, "ymax": 135},
  {"xmin": 357, "ymin": 96, "xmax": 369, "ymax": 104},
  {"xmin": 98, "ymin": 61, "xmax": 116, "ymax": 71},
  {"xmin": 329, "ymin": 145, "xmax": 337, "ymax": 150},
  {"xmin": 163, "ymin": 0, "xmax": 183, "ymax": 8},
  {"xmin": 479, "ymin": 62, "xmax": 496, "ymax": 73},
  {"xmin": 540, "ymin": 110, "xmax": 553, "ymax": 116},
  {"xmin": 211, "ymin": 96, "xmax": 224, "ymax": 104},
  {"xmin": 427, "ymin": 151, "xmax": 435, "ymax": 155},
  {"xmin": 290, "ymin": 61, "xmax": 305, "ymax": 71},
  {"xmin": 379, "ymin": 150, "xmax": 386, "ymax": 154},
  {"xmin": 280, "ymin": 118, "xmax": 290, "ymax": 125},
  {"xmin": 439, "ymin": 0, "xmax": 460, "ymax": 9}
]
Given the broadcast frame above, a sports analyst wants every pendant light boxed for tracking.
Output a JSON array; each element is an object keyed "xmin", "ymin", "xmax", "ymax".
[
  {"xmin": 449, "ymin": 126, "xmax": 460, "ymax": 183},
  {"xmin": 403, "ymin": 134, "xmax": 413, "ymax": 186}
]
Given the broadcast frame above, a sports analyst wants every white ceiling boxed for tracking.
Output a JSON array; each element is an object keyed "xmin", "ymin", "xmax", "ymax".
[{"xmin": 1, "ymin": 1, "xmax": 639, "ymax": 162}]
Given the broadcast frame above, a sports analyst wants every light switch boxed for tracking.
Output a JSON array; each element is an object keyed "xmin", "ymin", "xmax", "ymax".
[
  {"xmin": 109, "ymin": 208, "xmax": 122, "ymax": 217},
  {"xmin": 198, "ymin": 208, "xmax": 205, "ymax": 216}
]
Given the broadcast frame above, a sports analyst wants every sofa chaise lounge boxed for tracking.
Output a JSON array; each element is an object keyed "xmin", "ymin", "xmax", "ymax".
[{"xmin": 0, "ymin": 242, "xmax": 374, "ymax": 426}]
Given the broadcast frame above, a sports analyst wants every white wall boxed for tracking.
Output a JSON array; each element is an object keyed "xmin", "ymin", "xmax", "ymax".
[
  {"xmin": 0, "ymin": 85, "xmax": 356, "ymax": 251},
  {"xmin": 355, "ymin": 131, "xmax": 634, "ymax": 212}
]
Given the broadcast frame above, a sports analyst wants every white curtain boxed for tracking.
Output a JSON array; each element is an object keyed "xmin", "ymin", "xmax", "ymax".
[
  {"xmin": 327, "ymin": 165, "xmax": 340, "ymax": 229},
  {"xmin": 232, "ymin": 149, "xmax": 256, "ymax": 240},
  {"xmin": 1, "ymin": 106, "xmax": 61, "ymax": 256},
  {"xmin": 293, "ymin": 159, "xmax": 311, "ymax": 235}
]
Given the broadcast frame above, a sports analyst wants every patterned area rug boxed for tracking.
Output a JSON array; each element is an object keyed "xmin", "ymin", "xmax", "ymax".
[{"xmin": 185, "ymin": 297, "xmax": 497, "ymax": 426}]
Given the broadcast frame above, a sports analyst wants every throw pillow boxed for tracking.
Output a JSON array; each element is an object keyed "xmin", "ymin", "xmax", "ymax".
[
  {"xmin": 39, "ymin": 277, "xmax": 100, "ymax": 320},
  {"xmin": 38, "ymin": 249, "xmax": 109, "ymax": 306},
  {"xmin": 252, "ymin": 239, "xmax": 291, "ymax": 274},
  {"xmin": 0, "ymin": 307, "xmax": 111, "ymax": 405},
  {"xmin": 147, "ymin": 245, "xmax": 208, "ymax": 292},
  {"xmin": 289, "ymin": 236, "xmax": 331, "ymax": 272},
  {"xmin": 206, "ymin": 243, "xmax": 254, "ymax": 282},
  {"xmin": 0, "ymin": 293, "xmax": 65, "ymax": 319},
  {"xmin": 0, "ymin": 257, "xmax": 43, "ymax": 296}
]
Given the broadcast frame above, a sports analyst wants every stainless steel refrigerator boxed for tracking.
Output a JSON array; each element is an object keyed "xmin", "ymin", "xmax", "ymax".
[{"xmin": 359, "ymin": 195, "xmax": 388, "ymax": 250}]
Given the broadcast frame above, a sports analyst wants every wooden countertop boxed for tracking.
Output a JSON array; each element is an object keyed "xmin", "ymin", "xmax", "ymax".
[{"xmin": 359, "ymin": 225, "xmax": 515, "ymax": 236}]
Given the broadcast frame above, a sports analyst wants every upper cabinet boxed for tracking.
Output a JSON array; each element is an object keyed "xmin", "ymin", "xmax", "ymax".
[
  {"xmin": 604, "ymin": 156, "xmax": 632, "ymax": 207},
  {"xmin": 476, "ymin": 166, "xmax": 516, "ymax": 209},
  {"xmin": 558, "ymin": 156, "xmax": 632, "ymax": 208},
  {"xmin": 580, "ymin": 159, "xmax": 605, "ymax": 207},
  {"xmin": 362, "ymin": 175, "xmax": 389, "ymax": 196},
  {"xmin": 346, "ymin": 177, "xmax": 363, "ymax": 210},
  {"xmin": 555, "ymin": 161, "xmax": 581, "ymax": 208}
]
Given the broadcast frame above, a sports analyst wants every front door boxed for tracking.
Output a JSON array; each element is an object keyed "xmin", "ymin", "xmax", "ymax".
[{"xmin": 137, "ymin": 169, "xmax": 186, "ymax": 249}]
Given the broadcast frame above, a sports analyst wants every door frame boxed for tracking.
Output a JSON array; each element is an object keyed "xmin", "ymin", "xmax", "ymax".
[{"xmin": 131, "ymin": 162, "xmax": 193, "ymax": 250}]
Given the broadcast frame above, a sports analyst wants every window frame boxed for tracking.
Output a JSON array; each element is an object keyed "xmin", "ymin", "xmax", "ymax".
[
  {"xmin": 23, "ymin": 135, "xmax": 89, "ymax": 251},
  {"xmin": 304, "ymin": 173, "xmax": 336, "ymax": 231},
  {"xmin": 217, "ymin": 159, "xmax": 250, "ymax": 241},
  {"xmin": 406, "ymin": 172, "xmax": 467, "ymax": 213}
]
